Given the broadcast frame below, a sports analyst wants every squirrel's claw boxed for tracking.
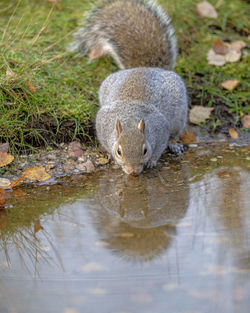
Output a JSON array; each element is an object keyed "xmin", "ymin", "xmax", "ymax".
[
  {"xmin": 168, "ymin": 143, "xmax": 184, "ymax": 157},
  {"xmin": 145, "ymin": 160, "xmax": 157, "ymax": 169}
]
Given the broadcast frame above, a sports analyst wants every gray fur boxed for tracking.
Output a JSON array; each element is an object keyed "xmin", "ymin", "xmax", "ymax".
[
  {"xmin": 70, "ymin": 0, "xmax": 177, "ymax": 70},
  {"xmin": 70, "ymin": 0, "xmax": 188, "ymax": 174},
  {"xmin": 96, "ymin": 68, "xmax": 188, "ymax": 173}
]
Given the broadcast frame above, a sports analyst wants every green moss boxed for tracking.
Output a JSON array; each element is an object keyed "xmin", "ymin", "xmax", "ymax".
[{"xmin": 0, "ymin": 0, "xmax": 249, "ymax": 151}]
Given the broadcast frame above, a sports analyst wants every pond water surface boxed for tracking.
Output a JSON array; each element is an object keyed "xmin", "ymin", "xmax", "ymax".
[{"xmin": 0, "ymin": 144, "xmax": 250, "ymax": 313}]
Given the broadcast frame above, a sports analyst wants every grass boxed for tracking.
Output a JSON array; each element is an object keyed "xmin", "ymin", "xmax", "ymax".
[{"xmin": 0, "ymin": 0, "xmax": 249, "ymax": 151}]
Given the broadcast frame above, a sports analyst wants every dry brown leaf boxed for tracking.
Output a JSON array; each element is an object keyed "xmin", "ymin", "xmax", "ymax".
[
  {"xmin": 0, "ymin": 188, "xmax": 7, "ymax": 207},
  {"xmin": 179, "ymin": 130, "xmax": 197, "ymax": 143},
  {"xmin": 23, "ymin": 166, "xmax": 51, "ymax": 181},
  {"xmin": 0, "ymin": 143, "xmax": 9, "ymax": 153},
  {"xmin": 34, "ymin": 220, "xmax": 44, "ymax": 233},
  {"xmin": 189, "ymin": 106, "xmax": 214, "ymax": 124},
  {"xmin": 225, "ymin": 50, "xmax": 241, "ymax": 63},
  {"xmin": 221, "ymin": 80, "xmax": 239, "ymax": 91},
  {"xmin": 95, "ymin": 158, "xmax": 109, "ymax": 165},
  {"xmin": 196, "ymin": 1, "xmax": 218, "ymax": 18},
  {"xmin": 229, "ymin": 128, "xmax": 238, "ymax": 139},
  {"xmin": 230, "ymin": 40, "xmax": 246, "ymax": 52},
  {"xmin": 0, "ymin": 151, "xmax": 14, "ymax": 167},
  {"xmin": 27, "ymin": 81, "xmax": 37, "ymax": 93},
  {"xmin": 207, "ymin": 49, "xmax": 226, "ymax": 66},
  {"xmin": 212, "ymin": 40, "xmax": 229, "ymax": 55},
  {"xmin": 241, "ymin": 115, "xmax": 250, "ymax": 129}
]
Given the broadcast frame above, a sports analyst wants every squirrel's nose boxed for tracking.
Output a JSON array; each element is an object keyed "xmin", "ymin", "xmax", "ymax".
[{"xmin": 124, "ymin": 165, "xmax": 142, "ymax": 175}]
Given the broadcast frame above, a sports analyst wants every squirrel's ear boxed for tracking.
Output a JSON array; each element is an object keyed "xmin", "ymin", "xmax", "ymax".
[
  {"xmin": 116, "ymin": 120, "xmax": 123, "ymax": 137},
  {"xmin": 138, "ymin": 119, "xmax": 145, "ymax": 133}
]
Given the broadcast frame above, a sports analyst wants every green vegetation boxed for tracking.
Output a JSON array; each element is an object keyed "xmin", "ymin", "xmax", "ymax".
[{"xmin": 0, "ymin": 0, "xmax": 249, "ymax": 151}]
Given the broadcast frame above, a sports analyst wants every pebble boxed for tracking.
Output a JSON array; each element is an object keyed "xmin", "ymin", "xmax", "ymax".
[
  {"xmin": 188, "ymin": 144, "xmax": 198, "ymax": 148},
  {"xmin": 47, "ymin": 154, "xmax": 57, "ymax": 160},
  {"xmin": 78, "ymin": 157, "xmax": 85, "ymax": 163},
  {"xmin": 0, "ymin": 178, "xmax": 11, "ymax": 189}
]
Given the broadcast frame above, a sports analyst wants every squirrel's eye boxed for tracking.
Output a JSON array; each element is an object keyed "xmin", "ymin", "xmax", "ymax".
[
  {"xmin": 117, "ymin": 146, "xmax": 122, "ymax": 156},
  {"xmin": 143, "ymin": 145, "xmax": 147, "ymax": 155}
]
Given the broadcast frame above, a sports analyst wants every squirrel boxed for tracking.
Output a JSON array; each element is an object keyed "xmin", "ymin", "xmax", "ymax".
[{"xmin": 71, "ymin": 0, "xmax": 188, "ymax": 175}]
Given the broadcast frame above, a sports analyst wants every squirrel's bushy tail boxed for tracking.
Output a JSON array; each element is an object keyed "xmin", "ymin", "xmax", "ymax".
[{"xmin": 70, "ymin": 0, "xmax": 177, "ymax": 70}]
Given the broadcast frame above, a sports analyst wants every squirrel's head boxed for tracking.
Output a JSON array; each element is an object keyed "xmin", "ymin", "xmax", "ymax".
[{"xmin": 113, "ymin": 119, "xmax": 152, "ymax": 175}]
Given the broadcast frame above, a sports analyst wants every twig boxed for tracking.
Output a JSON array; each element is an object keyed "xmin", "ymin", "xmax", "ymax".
[{"xmin": 30, "ymin": 3, "xmax": 55, "ymax": 47}]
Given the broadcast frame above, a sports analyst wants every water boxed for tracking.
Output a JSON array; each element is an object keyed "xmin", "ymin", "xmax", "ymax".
[{"xmin": 0, "ymin": 144, "xmax": 249, "ymax": 313}]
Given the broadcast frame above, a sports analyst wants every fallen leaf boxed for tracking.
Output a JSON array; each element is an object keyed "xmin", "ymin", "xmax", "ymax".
[
  {"xmin": 225, "ymin": 49, "xmax": 241, "ymax": 63},
  {"xmin": 230, "ymin": 40, "xmax": 246, "ymax": 52},
  {"xmin": 189, "ymin": 106, "xmax": 214, "ymax": 124},
  {"xmin": 207, "ymin": 49, "xmax": 226, "ymax": 66},
  {"xmin": 212, "ymin": 40, "xmax": 229, "ymax": 55},
  {"xmin": 95, "ymin": 157, "xmax": 109, "ymax": 165},
  {"xmin": 34, "ymin": 220, "xmax": 44, "ymax": 233},
  {"xmin": 241, "ymin": 115, "xmax": 250, "ymax": 129},
  {"xmin": 27, "ymin": 81, "xmax": 37, "ymax": 93},
  {"xmin": 0, "ymin": 188, "xmax": 6, "ymax": 207},
  {"xmin": 179, "ymin": 130, "xmax": 196, "ymax": 143},
  {"xmin": 197, "ymin": 1, "xmax": 218, "ymax": 18},
  {"xmin": 0, "ymin": 143, "xmax": 9, "ymax": 153},
  {"xmin": 0, "ymin": 151, "xmax": 14, "ymax": 167},
  {"xmin": 0, "ymin": 178, "xmax": 11, "ymax": 189},
  {"xmin": 23, "ymin": 166, "xmax": 51, "ymax": 181},
  {"xmin": 229, "ymin": 128, "xmax": 238, "ymax": 139},
  {"xmin": 68, "ymin": 141, "xmax": 84, "ymax": 158},
  {"xmin": 221, "ymin": 80, "xmax": 239, "ymax": 91}
]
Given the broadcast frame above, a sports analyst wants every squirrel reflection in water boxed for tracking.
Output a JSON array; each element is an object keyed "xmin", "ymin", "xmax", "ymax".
[{"xmin": 91, "ymin": 163, "xmax": 190, "ymax": 262}]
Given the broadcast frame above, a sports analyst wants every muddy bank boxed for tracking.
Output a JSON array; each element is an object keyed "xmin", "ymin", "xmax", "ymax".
[{"xmin": 0, "ymin": 129, "xmax": 249, "ymax": 190}]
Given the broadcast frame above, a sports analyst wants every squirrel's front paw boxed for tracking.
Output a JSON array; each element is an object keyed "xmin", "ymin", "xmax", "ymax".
[
  {"xmin": 145, "ymin": 160, "xmax": 157, "ymax": 169},
  {"xmin": 168, "ymin": 143, "xmax": 184, "ymax": 157}
]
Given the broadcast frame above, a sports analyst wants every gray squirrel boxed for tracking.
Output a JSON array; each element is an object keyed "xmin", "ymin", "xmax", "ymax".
[{"xmin": 71, "ymin": 0, "xmax": 188, "ymax": 175}]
